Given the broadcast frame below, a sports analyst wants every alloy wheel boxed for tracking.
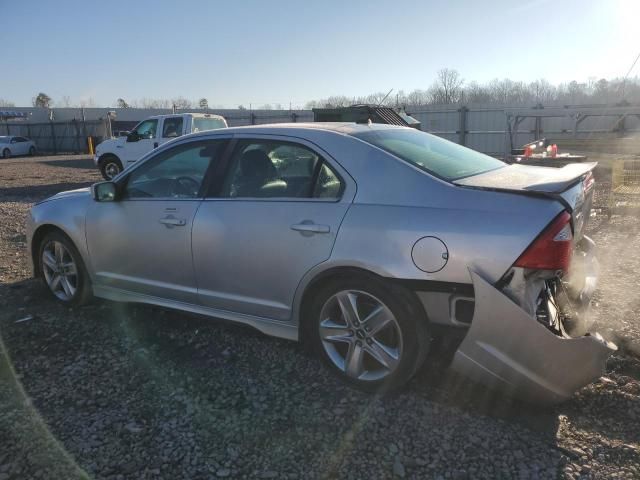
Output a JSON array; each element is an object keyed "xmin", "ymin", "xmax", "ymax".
[
  {"xmin": 104, "ymin": 162, "xmax": 120, "ymax": 179},
  {"xmin": 42, "ymin": 241, "xmax": 78, "ymax": 301},
  {"xmin": 319, "ymin": 290, "xmax": 403, "ymax": 381}
]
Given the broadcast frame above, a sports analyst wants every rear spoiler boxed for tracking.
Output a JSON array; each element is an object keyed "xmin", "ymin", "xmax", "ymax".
[{"xmin": 454, "ymin": 162, "xmax": 597, "ymax": 195}]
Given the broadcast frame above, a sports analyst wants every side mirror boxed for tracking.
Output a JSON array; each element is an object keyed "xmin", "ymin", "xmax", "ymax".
[
  {"xmin": 126, "ymin": 132, "xmax": 139, "ymax": 142},
  {"xmin": 92, "ymin": 181, "xmax": 118, "ymax": 202}
]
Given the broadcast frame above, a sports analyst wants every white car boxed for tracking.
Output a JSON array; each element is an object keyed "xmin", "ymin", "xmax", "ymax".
[
  {"xmin": 94, "ymin": 113, "xmax": 227, "ymax": 179},
  {"xmin": 0, "ymin": 136, "xmax": 37, "ymax": 158}
]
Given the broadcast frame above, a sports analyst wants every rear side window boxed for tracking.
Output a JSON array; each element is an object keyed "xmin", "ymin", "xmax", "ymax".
[
  {"xmin": 354, "ymin": 128, "xmax": 505, "ymax": 181},
  {"xmin": 218, "ymin": 140, "xmax": 342, "ymax": 199},
  {"xmin": 162, "ymin": 117, "xmax": 184, "ymax": 138}
]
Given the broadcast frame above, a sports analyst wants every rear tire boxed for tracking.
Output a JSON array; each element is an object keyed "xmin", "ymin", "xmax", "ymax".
[
  {"xmin": 99, "ymin": 155, "xmax": 123, "ymax": 180},
  {"xmin": 2, "ymin": 148, "xmax": 10, "ymax": 159},
  {"xmin": 307, "ymin": 274, "xmax": 430, "ymax": 392},
  {"xmin": 38, "ymin": 231, "xmax": 92, "ymax": 306},
  {"xmin": 29, "ymin": 146, "xmax": 36, "ymax": 156}
]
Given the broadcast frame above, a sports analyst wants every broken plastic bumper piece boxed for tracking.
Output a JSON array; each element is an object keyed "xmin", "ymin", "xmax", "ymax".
[{"xmin": 450, "ymin": 270, "xmax": 616, "ymax": 405}]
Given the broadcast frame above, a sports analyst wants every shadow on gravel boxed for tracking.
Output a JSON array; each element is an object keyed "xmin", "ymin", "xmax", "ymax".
[
  {"xmin": 43, "ymin": 159, "xmax": 95, "ymax": 169},
  {"xmin": 0, "ymin": 182, "xmax": 93, "ymax": 202},
  {"xmin": 2, "ymin": 277, "xmax": 638, "ymax": 478}
]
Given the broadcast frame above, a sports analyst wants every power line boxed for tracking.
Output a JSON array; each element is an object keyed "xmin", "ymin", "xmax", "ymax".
[{"xmin": 621, "ymin": 50, "xmax": 640, "ymax": 99}]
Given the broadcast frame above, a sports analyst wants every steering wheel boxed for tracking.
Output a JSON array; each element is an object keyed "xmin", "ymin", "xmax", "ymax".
[{"xmin": 171, "ymin": 176, "xmax": 200, "ymax": 197}]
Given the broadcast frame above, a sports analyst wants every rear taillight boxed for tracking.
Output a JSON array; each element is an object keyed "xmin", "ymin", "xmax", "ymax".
[
  {"xmin": 583, "ymin": 171, "xmax": 595, "ymax": 192},
  {"xmin": 514, "ymin": 211, "xmax": 573, "ymax": 272}
]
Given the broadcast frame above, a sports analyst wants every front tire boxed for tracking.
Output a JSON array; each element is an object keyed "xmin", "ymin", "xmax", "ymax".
[
  {"xmin": 99, "ymin": 155, "xmax": 123, "ymax": 180},
  {"xmin": 29, "ymin": 146, "xmax": 36, "ymax": 156},
  {"xmin": 38, "ymin": 231, "xmax": 92, "ymax": 305},
  {"xmin": 2, "ymin": 148, "xmax": 10, "ymax": 159},
  {"xmin": 308, "ymin": 274, "xmax": 430, "ymax": 392}
]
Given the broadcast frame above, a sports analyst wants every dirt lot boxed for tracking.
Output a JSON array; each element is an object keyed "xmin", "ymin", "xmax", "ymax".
[{"xmin": 1, "ymin": 155, "xmax": 639, "ymax": 479}]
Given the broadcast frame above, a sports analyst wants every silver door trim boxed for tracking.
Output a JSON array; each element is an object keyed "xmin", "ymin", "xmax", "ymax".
[{"xmin": 92, "ymin": 285, "xmax": 299, "ymax": 341}]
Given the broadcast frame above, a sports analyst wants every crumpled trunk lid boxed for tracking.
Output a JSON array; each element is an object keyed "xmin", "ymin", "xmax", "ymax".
[{"xmin": 454, "ymin": 162, "xmax": 596, "ymax": 241}]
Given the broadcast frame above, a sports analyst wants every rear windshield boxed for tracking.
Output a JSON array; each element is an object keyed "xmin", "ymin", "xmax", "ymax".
[
  {"xmin": 353, "ymin": 128, "xmax": 505, "ymax": 181},
  {"xmin": 192, "ymin": 117, "xmax": 227, "ymax": 132}
]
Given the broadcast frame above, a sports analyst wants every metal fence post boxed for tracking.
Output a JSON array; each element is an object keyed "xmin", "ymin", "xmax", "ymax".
[
  {"xmin": 73, "ymin": 119, "xmax": 81, "ymax": 153},
  {"xmin": 458, "ymin": 106, "xmax": 468, "ymax": 146},
  {"xmin": 250, "ymin": 113, "xmax": 256, "ymax": 125},
  {"xmin": 291, "ymin": 112, "xmax": 298, "ymax": 123},
  {"xmin": 50, "ymin": 120, "xmax": 57, "ymax": 154},
  {"xmin": 533, "ymin": 103, "xmax": 543, "ymax": 139}
]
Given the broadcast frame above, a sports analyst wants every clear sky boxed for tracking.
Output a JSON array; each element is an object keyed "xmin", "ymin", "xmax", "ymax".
[{"xmin": 1, "ymin": 0, "xmax": 637, "ymax": 107}]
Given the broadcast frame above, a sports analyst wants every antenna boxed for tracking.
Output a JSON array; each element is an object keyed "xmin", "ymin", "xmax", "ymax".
[{"xmin": 378, "ymin": 88, "xmax": 394, "ymax": 106}]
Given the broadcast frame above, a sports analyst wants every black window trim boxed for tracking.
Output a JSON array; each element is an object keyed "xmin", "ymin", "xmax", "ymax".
[
  {"xmin": 116, "ymin": 137, "xmax": 233, "ymax": 201},
  {"xmin": 204, "ymin": 136, "xmax": 346, "ymax": 202},
  {"xmin": 161, "ymin": 116, "xmax": 185, "ymax": 139}
]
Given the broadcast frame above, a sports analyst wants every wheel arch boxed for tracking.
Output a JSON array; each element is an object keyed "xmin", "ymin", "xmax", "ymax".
[
  {"xmin": 295, "ymin": 265, "xmax": 429, "ymax": 345},
  {"xmin": 31, "ymin": 224, "xmax": 76, "ymax": 277},
  {"xmin": 98, "ymin": 152, "xmax": 122, "ymax": 166}
]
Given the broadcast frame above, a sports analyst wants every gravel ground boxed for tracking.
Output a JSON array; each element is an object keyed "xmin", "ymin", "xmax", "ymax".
[{"xmin": 1, "ymin": 155, "xmax": 639, "ymax": 479}]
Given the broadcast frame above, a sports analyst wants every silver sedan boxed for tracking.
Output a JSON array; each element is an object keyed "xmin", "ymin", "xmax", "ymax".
[{"xmin": 26, "ymin": 123, "xmax": 616, "ymax": 403}]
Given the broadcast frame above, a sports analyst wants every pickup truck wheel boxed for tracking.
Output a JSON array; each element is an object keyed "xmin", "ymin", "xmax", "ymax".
[
  {"xmin": 99, "ymin": 155, "xmax": 123, "ymax": 180},
  {"xmin": 2, "ymin": 148, "xmax": 10, "ymax": 159}
]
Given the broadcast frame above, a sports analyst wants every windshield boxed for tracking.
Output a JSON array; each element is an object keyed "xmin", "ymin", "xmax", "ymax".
[
  {"xmin": 354, "ymin": 128, "xmax": 505, "ymax": 181},
  {"xmin": 193, "ymin": 117, "xmax": 227, "ymax": 132}
]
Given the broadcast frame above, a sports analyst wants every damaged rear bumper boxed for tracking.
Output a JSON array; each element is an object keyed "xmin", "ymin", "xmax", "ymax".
[{"xmin": 450, "ymin": 267, "xmax": 616, "ymax": 405}]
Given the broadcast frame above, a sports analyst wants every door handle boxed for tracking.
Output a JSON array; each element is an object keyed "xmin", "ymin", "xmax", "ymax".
[
  {"xmin": 159, "ymin": 216, "xmax": 186, "ymax": 227},
  {"xmin": 291, "ymin": 222, "xmax": 330, "ymax": 234}
]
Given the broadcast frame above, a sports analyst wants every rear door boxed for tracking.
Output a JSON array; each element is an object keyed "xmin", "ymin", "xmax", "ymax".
[
  {"xmin": 12, "ymin": 137, "xmax": 29, "ymax": 155},
  {"xmin": 159, "ymin": 116, "xmax": 185, "ymax": 146},
  {"xmin": 192, "ymin": 135, "xmax": 355, "ymax": 321}
]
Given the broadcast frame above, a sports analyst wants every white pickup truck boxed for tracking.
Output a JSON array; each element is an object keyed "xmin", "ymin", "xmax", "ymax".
[{"xmin": 94, "ymin": 113, "xmax": 227, "ymax": 179}]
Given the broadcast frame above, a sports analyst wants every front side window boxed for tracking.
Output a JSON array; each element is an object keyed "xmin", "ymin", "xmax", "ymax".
[
  {"xmin": 219, "ymin": 140, "xmax": 342, "ymax": 199},
  {"xmin": 353, "ymin": 128, "xmax": 505, "ymax": 181},
  {"xmin": 162, "ymin": 117, "xmax": 184, "ymax": 138},
  {"xmin": 124, "ymin": 140, "xmax": 226, "ymax": 199},
  {"xmin": 132, "ymin": 119, "xmax": 158, "ymax": 139}
]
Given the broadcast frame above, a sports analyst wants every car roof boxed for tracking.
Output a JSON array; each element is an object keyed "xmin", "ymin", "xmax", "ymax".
[
  {"xmin": 186, "ymin": 122, "xmax": 408, "ymax": 139},
  {"xmin": 145, "ymin": 113, "xmax": 226, "ymax": 120}
]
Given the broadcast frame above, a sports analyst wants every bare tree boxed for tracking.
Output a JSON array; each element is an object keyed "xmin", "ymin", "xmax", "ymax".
[
  {"xmin": 60, "ymin": 96, "xmax": 73, "ymax": 107},
  {"xmin": 139, "ymin": 98, "xmax": 172, "ymax": 108},
  {"xmin": 431, "ymin": 68, "xmax": 464, "ymax": 104},
  {"xmin": 117, "ymin": 98, "xmax": 130, "ymax": 108},
  {"xmin": 528, "ymin": 79, "xmax": 555, "ymax": 103},
  {"xmin": 79, "ymin": 97, "xmax": 96, "ymax": 108},
  {"xmin": 172, "ymin": 97, "xmax": 192, "ymax": 109},
  {"xmin": 199, "ymin": 98, "xmax": 208, "ymax": 109},
  {"xmin": 0, "ymin": 98, "xmax": 15, "ymax": 107},
  {"xmin": 33, "ymin": 92, "xmax": 53, "ymax": 108}
]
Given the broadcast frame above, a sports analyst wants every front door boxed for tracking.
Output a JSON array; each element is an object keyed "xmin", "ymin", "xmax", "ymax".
[
  {"xmin": 86, "ymin": 138, "xmax": 229, "ymax": 303},
  {"xmin": 123, "ymin": 118, "xmax": 159, "ymax": 167},
  {"xmin": 192, "ymin": 137, "xmax": 354, "ymax": 321}
]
